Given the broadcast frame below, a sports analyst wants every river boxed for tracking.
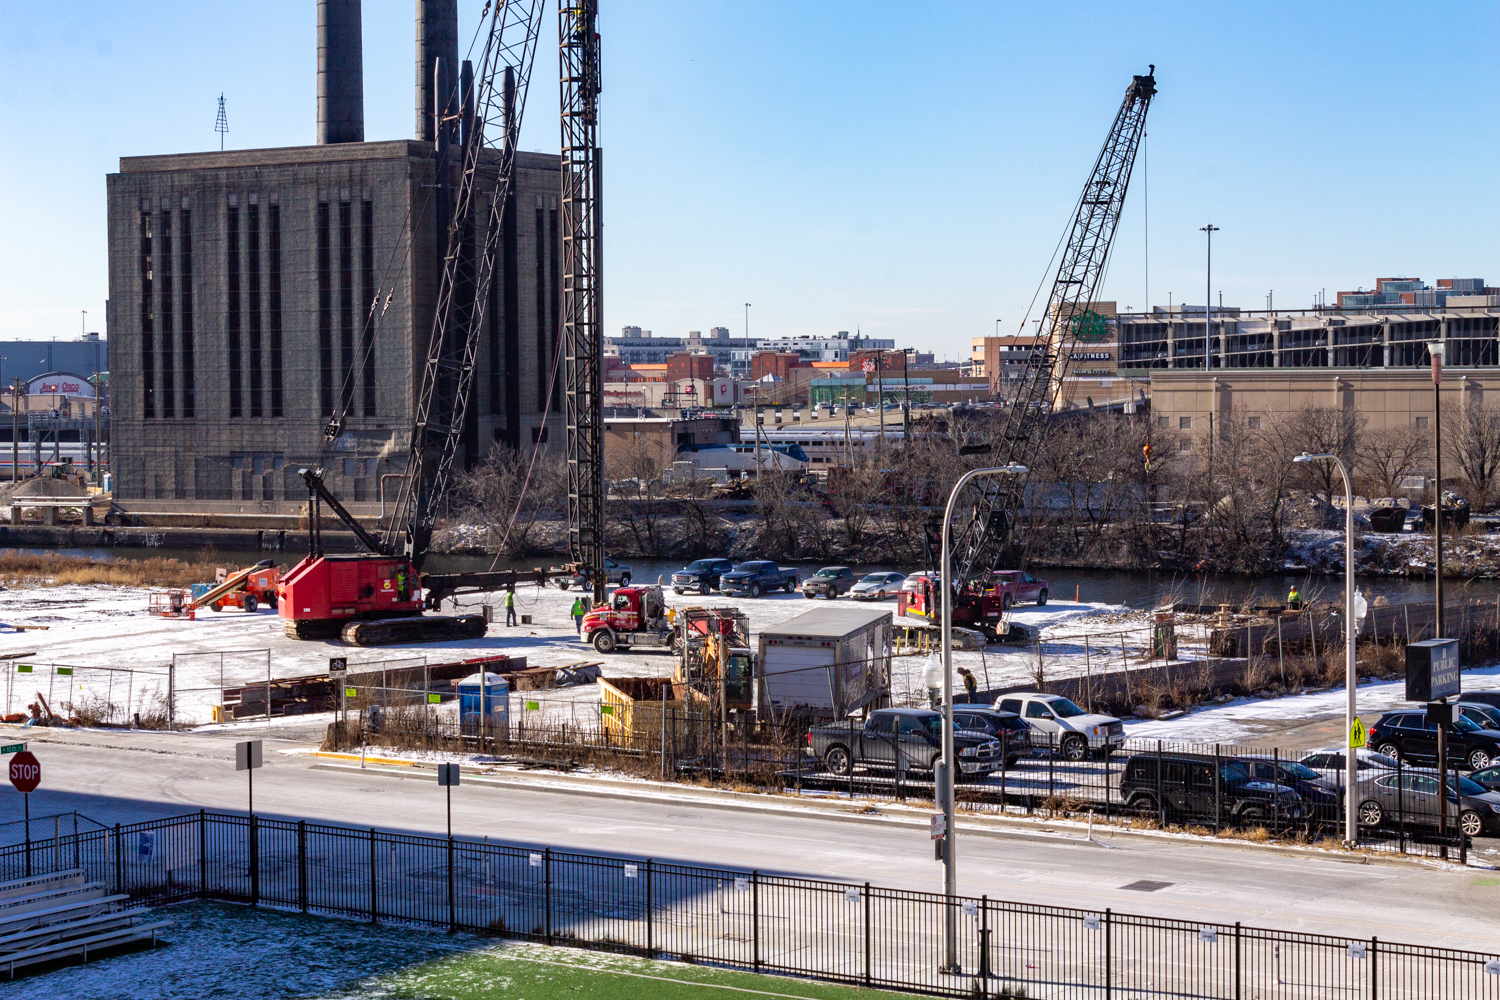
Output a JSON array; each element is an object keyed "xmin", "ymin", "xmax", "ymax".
[{"xmin": 11, "ymin": 544, "xmax": 1481, "ymax": 611}]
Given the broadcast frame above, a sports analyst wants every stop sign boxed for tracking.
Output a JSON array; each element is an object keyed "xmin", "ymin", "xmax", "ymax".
[{"xmin": 8, "ymin": 752, "xmax": 39, "ymax": 794}]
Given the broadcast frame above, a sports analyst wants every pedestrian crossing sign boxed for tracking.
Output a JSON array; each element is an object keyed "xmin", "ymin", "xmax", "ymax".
[{"xmin": 1350, "ymin": 717, "xmax": 1367, "ymax": 749}]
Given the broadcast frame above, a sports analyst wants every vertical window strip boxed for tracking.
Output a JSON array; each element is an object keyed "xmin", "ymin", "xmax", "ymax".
[
  {"xmin": 180, "ymin": 209, "xmax": 195, "ymax": 418},
  {"xmin": 248, "ymin": 204, "xmax": 263, "ymax": 418},
  {"xmin": 535, "ymin": 207, "xmax": 547, "ymax": 404},
  {"xmin": 487, "ymin": 208, "xmax": 501, "ymax": 415},
  {"xmin": 269, "ymin": 205, "xmax": 283, "ymax": 418},
  {"xmin": 159, "ymin": 211, "xmax": 175, "ymax": 418},
  {"xmin": 317, "ymin": 202, "xmax": 332, "ymax": 416},
  {"xmin": 227, "ymin": 205, "xmax": 242, "ymax": 418},
  {"xmin": 140, "ymin": 211, "xmax": 155, "ymax": 419},
  {"xmin": 360, "ymin": 200, "xmax": 376, "ymax": 416},
  {"xmin": 339, "ymin": 201, "xmax": 354, "ymax": 415},
  {"xmin": 549, "ymin": 206, "xmax": 561, "ymax": 403}
]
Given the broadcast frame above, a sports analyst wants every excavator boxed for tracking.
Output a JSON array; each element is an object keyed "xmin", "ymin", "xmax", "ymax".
[{"xmin": 279, "ymin": 3, "xmax": 549, "ymax": 646}]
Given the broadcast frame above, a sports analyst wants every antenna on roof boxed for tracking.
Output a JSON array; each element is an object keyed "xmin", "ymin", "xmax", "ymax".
[{"xmin": 215, "ymin": 94, "xmax": 229, "ymax": 151}]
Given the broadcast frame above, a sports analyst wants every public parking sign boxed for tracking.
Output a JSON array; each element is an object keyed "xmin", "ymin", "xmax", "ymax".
[
  {"xmin": 8, "ymin": 751, "xmax": 40, "ymax": 793},
  {"xmin": 1407, "ymin": 637, "xmax": 1461, "ymax": 702}
]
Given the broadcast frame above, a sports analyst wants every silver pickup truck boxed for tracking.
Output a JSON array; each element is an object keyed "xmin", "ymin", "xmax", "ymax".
[{"xmin": 807, "ymin": 707, "xmax": 1005, "ymax": 778}]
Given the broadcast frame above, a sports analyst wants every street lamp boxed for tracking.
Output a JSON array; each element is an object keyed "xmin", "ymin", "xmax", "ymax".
[
  {"xmin": 938, "ymin": 463, "xmax": 1027, "ymax": 972},
  {"xmin": 1294, "ymin": 451, "xmax": 1359, "ymax": 846}
]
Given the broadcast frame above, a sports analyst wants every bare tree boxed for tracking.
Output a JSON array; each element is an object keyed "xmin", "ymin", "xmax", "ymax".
[
  {"xmin": 1355, "ymin": 424, "xmax": 1428, "ymax": 499},
  {"xmin": 1283, "ymin": 404, "xmax": 1364, "ymax": 500},
  {"xmin": 1449, "ymin": 399, "xmax": 1500, "ymax": 510},
  {"xmin": 608, "ymin": 436, "xmax": 671, "ymax": 556},
  {"xmin": 450, "ymin": 446, "xmax": 567, "ymax": 556}
]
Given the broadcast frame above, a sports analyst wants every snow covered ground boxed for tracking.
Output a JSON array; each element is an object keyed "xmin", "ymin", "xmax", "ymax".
[{"xmin": 0, "ymin": 579, "xmax": 1160, "ymax": 727}]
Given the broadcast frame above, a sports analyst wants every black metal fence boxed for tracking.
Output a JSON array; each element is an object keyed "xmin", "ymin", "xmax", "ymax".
[{"xmin": 2, "ymin": 809, "xmax": 1497, "ymax": 998}]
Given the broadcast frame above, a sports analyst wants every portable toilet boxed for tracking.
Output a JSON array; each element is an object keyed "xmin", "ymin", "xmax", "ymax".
[{"xmin": 456, "ymin": 671, "xmax": 510, "ymax": 735}]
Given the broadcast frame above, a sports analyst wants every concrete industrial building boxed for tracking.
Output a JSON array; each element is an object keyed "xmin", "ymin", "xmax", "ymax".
[{"xmin": 106, "ymin": 1, "xmax": 563, "ymax": 500}]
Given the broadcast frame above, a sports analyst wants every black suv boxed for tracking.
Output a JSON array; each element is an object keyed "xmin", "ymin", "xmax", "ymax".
[
  {"xmin": 1457, "ymin": 691, "xmax": 1500, "ymax": 713},
  {"xmin": 1119, "ymin": 752, "xmax": 1308, "ymax": 826},
  {"xmin": 1368, "ymin": 710, "xmax": 1500, "ymax": 770},
  {"xmin": 671, "ymin": 559, "xmax": 735, "ymax": 596},
  {"xmin": 951, "ymin": 707, "xmax": 1034, "ymax": 767}
]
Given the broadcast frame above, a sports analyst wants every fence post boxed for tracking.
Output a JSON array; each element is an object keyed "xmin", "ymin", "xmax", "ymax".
[
  {"xmin": 369, "ymin": 828, "xmax": 378, "ymax": 923},
  {"xmin": 198, "ymin": 810, "xmax": 207, "ymax": 898},
  {"xmin": 544, "ymin": 848, "xmax": 553, "ymax": 945},
  {"xmin": 113, "ymin": 823, "xmax": 123, "ymax": 896},
  {"xmin": 1369, "ymin": 936, "xmax": 1377, "ymax": 1000},
  {"xmin": 298, "ymin": 820, "xmax": 308, "ymax": 913},
  {"xmin": 1156, "ymin": 740, "xmax": 1165, "ymax": 828},
  {"xmin": 979, "ymin": 893, "xmax": 991, "ymax": 984},
  {"xmin": 250, "ymin": 814, "xmax": 259, "ymax": 907},
  {"xmin": 1214, "ymin": 745, "xmax": 1222, "ymax": 836},
  {"xmin": 447, "ymin": 832, "xmax": 456, "ymax": 932},
  {"xmin": 1234, "ymin": 921, "xmax": 1241, "ymax": 1000},
  {"xmin": 863, "ymin": 882, "xmax": 872, "ymax": 988},
  {"xmin": 646, "ymin": 859, "xmax": 654, "ymax": 957},
  {"xmin": 1104, "ymin": 907, "xmax": 1112, "ymax": 1000},
  {"xmin": 751, "ymin": 869, "xmax": 761, "ymax": 973},
  {"xmin": 167, "ymin": 659, "xmax": 175, "ymax": 731}
]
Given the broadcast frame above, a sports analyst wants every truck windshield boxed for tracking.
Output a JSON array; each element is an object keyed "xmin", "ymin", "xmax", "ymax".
[
  {"xmin": 815, "ymin": 569, "xmax": 840, "ymax": 578},
  {"xmin": 1049, "ymin": 698, "xmax": 1088, "ymax": 719},
  {"xmin": 684, "ymin": 560, "xmax": 716, "ymax": 571}
]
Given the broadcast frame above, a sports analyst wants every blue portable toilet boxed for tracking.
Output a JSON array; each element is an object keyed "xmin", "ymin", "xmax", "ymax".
[{"xmin": 456, "ymin": 671, "xmax": 509, "ymax": 735}]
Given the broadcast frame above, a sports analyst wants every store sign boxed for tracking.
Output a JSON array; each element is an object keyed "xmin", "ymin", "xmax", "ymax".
[{"xmin": 1070, "ymin": 353, "xmax": 1114, "ymax": 362}]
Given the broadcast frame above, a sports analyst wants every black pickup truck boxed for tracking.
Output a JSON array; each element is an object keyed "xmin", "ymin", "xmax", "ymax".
[
  {"xmin": 808, "ymin": 707, "xmax": 1005, "ymax": 778},
  {"xmin": 719, "ymin": 561, "xmax": 799, "ymax": 598},
  {"xmin": 671, "ymin": 558, "xmax": 735, "ymax": 596}
]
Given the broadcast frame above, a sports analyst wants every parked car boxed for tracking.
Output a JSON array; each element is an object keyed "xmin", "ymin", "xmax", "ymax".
[
  {"xmin": 850, "ymin": 572, "xmax": 906, "ymax": 601},
  {"xmin": 1467, "ymin": 763, "xmax": 1500, "ymax": 793},
  {"xmin": 1236, "ymin": 755, "xmax": 1342, "ymax": 823},
  {"xmin": 992, "ymin": 692, "xmax": 1124, "ymax": 760},
  {"xmin": 807, "ymin": 707, "xmax": 1005, "ymax": 778},
  {"xmin": 803, "ymin": 566, "xmax": 856, "ymax": 599},
  {"xmin": 671, "ymin": 558, "xmax": 735, "ymax": 596},
  {"xmin": 559, "ymin": 557, "xmax": 631, "ymax": 590},
  {"xmin": 1118, "ymin": 752, "xmax": 1308, "ymax": 825},
  {"xmin": 1456, "ymin": 691, "xmax": 1500, "ymax": 713},
  {"xmin": 950, "ymin": 707, "xmax": 1035, "ymax": 767},
  {"xmin": 1367, "ymin": 710, "xmax": 1500, "ymax": 770},
  {"xmin": 1460, "ymin": 702, "xmax": 1500, "ymax": 732},
  {"xmin": 988, "ymin": 571, "xmax": 1050, "ymax": 608},
  {"xmin": 719, "ymin": 561, "xmax": 799, "ymax": 598},
  {"xmin": 1298, "ymin": 748, "xmax": 1402, "ymax": 781},
  {"xmin": 1355, "ymin": 770, "xmax": 1500, "ymax": 837}
]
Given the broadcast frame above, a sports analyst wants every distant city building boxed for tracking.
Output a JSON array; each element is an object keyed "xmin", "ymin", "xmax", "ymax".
[
  {"xmin": 0, "ymin": 334, "xmax": 108, "ymax": 387},
  {"xmin": 1336, "ymin": 277, "xmax": 1499, "ymax": 310}
]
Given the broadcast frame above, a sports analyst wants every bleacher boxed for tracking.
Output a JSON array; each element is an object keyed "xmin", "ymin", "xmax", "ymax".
[{"xmin": 0, "ymin": 868, "xmax": 169, "ymax": 977}]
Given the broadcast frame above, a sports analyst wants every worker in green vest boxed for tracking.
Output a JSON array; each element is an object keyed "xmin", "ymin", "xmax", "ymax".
[
  {"xmin": 504, "ymin": 586, "xmax": 517, "ymax": 626},
  {"xmin": 1287, "ymin": 585, "xmax": 1302, "ymax": 611},
  {"xmin": 571, "ymin": 595, "xmax": 588, "ymax": 634}
]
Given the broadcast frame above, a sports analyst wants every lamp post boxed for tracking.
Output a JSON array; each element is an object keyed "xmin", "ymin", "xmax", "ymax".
[
  {"xmin": 939, "ymin": 463, "xmax": 1028, "ymax": 971},
  {"xmin": 1293, "ymin": 451, "xmax": 1359, "ymax": 845},
  {"xmin": 1428, "ymin": 341, "xmax": 1445, "ymax": 637},
  {"xmin": 743, "ymin": 303, "xmax": 752, "ymax": 379},
  {"xmin": 1200, "ymin": 224, "xmax": 1219, "ymax": 480}
]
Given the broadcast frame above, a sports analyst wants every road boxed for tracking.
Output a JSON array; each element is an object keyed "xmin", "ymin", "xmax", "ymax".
[{"xmin": 3, "ymin": 722, "xmax": 1497, "ymax": 957}]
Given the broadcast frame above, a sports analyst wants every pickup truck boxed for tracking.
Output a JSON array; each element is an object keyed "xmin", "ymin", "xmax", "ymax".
[
  {"xmin": 671, "ymin": 558, "xmax": 735, "ymax": 596},
  {"xmin": 558, "ymin": 557, "xmax": 632, "ymax": 591},
  {"xmin": 718, "ymin": 561, "xmax": 799, "ymax": 598},
  {"xmin": 807, "ymin": 707, "xmax": 1006, "ymax": 778},
  {"xmin": 802, "ymin": 566, "xmax": 856, "ymax": 599}
]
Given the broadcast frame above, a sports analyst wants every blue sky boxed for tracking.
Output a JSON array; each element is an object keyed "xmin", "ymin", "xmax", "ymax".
[{"xmin": 3, "ymin": 2, "xmax": 1498, "ymax": 361}]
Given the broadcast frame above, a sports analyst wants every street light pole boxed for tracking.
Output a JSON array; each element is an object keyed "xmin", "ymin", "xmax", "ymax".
[
  {"xmin": 1200, "ymin": 224, "xmax": 1219, "ymax": 482},
  {"xmin": 939, "ymin": 463, "xmax": 1028, "ymax": 971},
  {"xmin": 743, "ymin": 303, "xmax": 752, "ymax": 379},
  {"xmin": 1294, "ymin": 452, "xmax": 1361, "ymax": 846},
  {"xmin": 1429, "ymin": 341, "xmax": 1445, "ymax": 637}
]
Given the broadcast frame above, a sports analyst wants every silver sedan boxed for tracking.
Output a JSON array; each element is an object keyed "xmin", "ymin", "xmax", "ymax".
[{"xmin": 850, "ymin": 572, "xmax": 905, "ymax": 601}]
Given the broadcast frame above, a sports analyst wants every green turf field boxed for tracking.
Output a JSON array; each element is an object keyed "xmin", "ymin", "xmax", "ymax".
[{"xmin": 357, "ymin": 942, "xmax": 913, "ymax": 1000}]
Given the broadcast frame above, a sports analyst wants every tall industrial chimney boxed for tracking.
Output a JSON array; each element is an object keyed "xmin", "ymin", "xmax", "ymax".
[
  {"xmin": 317, "ymin": 0, "xmax": 365, "ymax": 144},
  {"xmin": 416, "ymin": 0, "xmax": 458, "ymax": 141}
]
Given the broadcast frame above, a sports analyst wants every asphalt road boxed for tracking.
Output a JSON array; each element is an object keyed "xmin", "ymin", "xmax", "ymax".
[{"xmin": 3, "ymin": 723, "xmax": 1498, "ymax": 956}]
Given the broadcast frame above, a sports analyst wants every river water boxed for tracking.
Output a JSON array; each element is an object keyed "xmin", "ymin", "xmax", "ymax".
[{"xmin": 13, "ymin": 544, "xmax": 1486, "ymax": 611}]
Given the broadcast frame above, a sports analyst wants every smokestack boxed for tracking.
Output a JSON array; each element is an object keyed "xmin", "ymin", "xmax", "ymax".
[
  {"xmin": 317, "ymin": 0, "xmax": 365, "ymax": 144},
  {"xmin": 416, "ymin": 0, "xmax": 458, "ymax": 141}
]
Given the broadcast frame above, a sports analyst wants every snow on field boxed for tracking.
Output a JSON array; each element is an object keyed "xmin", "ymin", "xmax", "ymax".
[{"xmin": 0, "ymin": 577, "xmax": 1145, "ymax": 725}]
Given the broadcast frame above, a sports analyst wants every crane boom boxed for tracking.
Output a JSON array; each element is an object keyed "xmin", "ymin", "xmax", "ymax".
[
  {"xmin": 948, "ymin": 67, "xmax": 1156, "ymax": 593},
  {"xmin": 384, "ymin": 0, "xmax": 547, "ymax": 566},
  {"xmin": 559, "ymin": 0, "xmax": 606, "ymax": 605}
]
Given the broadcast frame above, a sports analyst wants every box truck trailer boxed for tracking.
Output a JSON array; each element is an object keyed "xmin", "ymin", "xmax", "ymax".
[{"xmin": 758, "ymin": 605, "xmax": 892, "ymax": 719}]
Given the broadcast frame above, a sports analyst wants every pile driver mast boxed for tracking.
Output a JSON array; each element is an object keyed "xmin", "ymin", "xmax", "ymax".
[
  {"xmin": 559, "ymin": 0, "xmax": 607, "ymax": 606},
  {"xmin": 947, "ymin": 67, "xmax": 1156, "ymax": 595}
]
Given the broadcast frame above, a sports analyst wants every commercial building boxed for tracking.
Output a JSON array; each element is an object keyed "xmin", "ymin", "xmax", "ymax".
[
  {"xmin": 0, "ymin": 335, "xmax": 108, "ymax": 388},
  {"xmin": 106, "ymin": 1, "xmax": 563, "ymax": 500},
  {"xmin": 603, "ymin": 412, "xmax": 739, "ymax": 479}
]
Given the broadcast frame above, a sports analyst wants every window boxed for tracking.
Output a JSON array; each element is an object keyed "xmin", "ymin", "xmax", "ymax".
[
  {"xmin": 268, "ymin": 204, "xmax": 283, "ymax": 417},
  {"xmin": 1179, "ymin": 416, "xmax": 1192, "ymax": 429},
  {"xmin": 1179, "ymin": 438, "xmax": 1192, "ymax": 452},
  {"xmin": 159, "ymin": 210, "xmax": 174, "ymax": 418},
  {"xmin": 339, "ymin": 200, "xmax": 354, "ymax": 415},
  {"xmin": 1155, "ymin": 415, "xmax": 1168, "ymax": 428},
  {"xmin": 1025, "ymin": 702, "xmax": 1052, "ymax": 719},
  {"xmin": 1247, "ymin": 415, "xmax": 1261, "ymax": 430},
  {"xmin": 531, "ymin": 425, "xmax": 549, "ymax": 443},
  {"xmin": 227, "ymin": 202, "xmax": 242, "ymax": 418},
  {"xmin": 999, "ymin": 699, "xmax": 1021, "ymax": 714},
  {"xmin": 1415, "ymin": 416, "xmax": 1429, "ymax": 430},
  {"xmin": 247, "ymin": 202, "xmax": 262, "ymax": 418},
  {"xmin": 180, "ymin": 207, "xmax": 195, "ymax": 418},
  {"xmin": 318, "ymin": 201, "xmax": 333, "ymax": 416},
  {"xmin": 343, "ymin": 458, "xmax": 357, "ymax": 477},
  {"xmin": 361, "ymin": 199, "xmax": 376, "ymax": 415},
  {"xmin": 139, "ymin": 210, "xmax": 155, "ymax": 418},
  {"xmin": 536, "ymin": 206, "xmax": 549, "ymax": 404},
  {"xmin": 1302, "ymin": 754, "xmax": 1332, "ymax": 769},
  {"xmin": 866, "ymin": 714, "xmax": 893, "ymax": 734}
]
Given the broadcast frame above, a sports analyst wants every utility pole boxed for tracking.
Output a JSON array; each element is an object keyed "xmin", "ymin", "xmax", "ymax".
[
  {"xmin": 9, "ymin": 379, "xmax": 21, "ymax": 483},
  {"xmin": 1200, "ymin": 223, "xmax": 1219, "ymax": 487},
  {"xmin": 1430, "ymin": 341, "xmax": 1445, "ymax": 637}
]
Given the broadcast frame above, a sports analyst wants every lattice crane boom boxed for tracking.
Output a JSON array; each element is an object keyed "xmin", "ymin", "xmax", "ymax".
[
  {"xmin": 560, "ymin": 0, "xmax": 606, "ymax": 604},
  {"xmin": 947, "ymin": 67, "xmax": 1156, "ymax": 593}
]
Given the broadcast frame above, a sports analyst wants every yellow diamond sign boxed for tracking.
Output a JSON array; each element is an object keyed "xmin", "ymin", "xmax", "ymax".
[{"xmin": 1350, "ymin": 717, "xmax": 1367, "ymax": 749}]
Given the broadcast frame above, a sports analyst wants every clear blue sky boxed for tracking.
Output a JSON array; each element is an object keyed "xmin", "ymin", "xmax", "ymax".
[{"xmin": 3, "ymin": 2, "xmax": 1498, "ymax": 361}]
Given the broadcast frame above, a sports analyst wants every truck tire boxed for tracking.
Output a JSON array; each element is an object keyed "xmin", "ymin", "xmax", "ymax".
[
  {"xmin": 243, "ymin": 595, "xmax": 259, "ymax": 614},
  {"xmin": 824, "ymin": 745, "xmax": 853, "ymax": 777},
  {"xmin": 558, "ymin": 580, "xmax": 570, "ymax": 590},
  {"xmin": 1061, "ymin": 735, "xmax": 1088, "ymax": 761},
  {"xmin": 750, "ymin": 582, "xmax": 762, "ymax": 598},
  {"xmin": 1037, "ymin": 589, "xmax": 1048, "ymax": 606},
  {"xmin": 265, "ymin": 593, "xmax": 278, "ymax": 610},
  {"xmin": 700, "ymin": 581, "xmax": 711, "ymax": 596},
  {"xmin": 592, "ymin": 630, "xmax": 617, "ymax": 654},
  {"xmin": 620, "ymin": 575, "xmax": 631, "ymax": 587},
  {"xmin": 825, "ymin": 589, "xmax": 836, "ymax": 599},
  {"xmin": 785, "ymin": 579, "xmax": 796, "ymax": 593},
  {"xmin": 674, "ymin": 588, "xmax": 684, "ymax": 595},
  {"xmin": 211, "ymin": 601, "xmax": 224, "ymax": 612}
]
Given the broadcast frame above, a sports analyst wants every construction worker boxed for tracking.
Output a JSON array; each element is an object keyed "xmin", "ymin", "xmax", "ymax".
[
  {"xmin": 395, "ymin": 565, "xmax": 409, "ymax": 602},
  {"xmin": 1287, "ymin": 585, "xmax": 1302, "ymax": 611},
  {"xmin": 504, "ymin": 586, "xmax": 518, "ymax": 627},
  {"xmin": 570, "ymin": 595, "xmax": 588, "ymax": 634},
  {"xmin": 958, "ymin": 666, "xmax": 978, "ymax": 703}
]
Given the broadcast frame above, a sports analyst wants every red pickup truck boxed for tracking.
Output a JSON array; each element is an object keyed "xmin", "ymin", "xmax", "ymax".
[{"xmin": 900, "ymin": 569, "xmax": 1049, "ymax": 641}]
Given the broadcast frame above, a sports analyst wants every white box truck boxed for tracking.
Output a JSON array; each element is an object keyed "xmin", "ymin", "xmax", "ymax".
[{"xmin": 758, "ymin": 605, "xmax": 892, "ymax": 719}]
